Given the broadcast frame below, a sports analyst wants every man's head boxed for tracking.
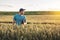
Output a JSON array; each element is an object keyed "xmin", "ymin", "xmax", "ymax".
[{"xmin": 19, "ymin": 8, "xmax": 25, "ymax": 15}]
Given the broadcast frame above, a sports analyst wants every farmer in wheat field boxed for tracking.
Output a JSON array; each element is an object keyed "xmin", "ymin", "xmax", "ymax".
[{"xmin": 13, "ymin": 8, "xmax": 26, "ymax": 26}]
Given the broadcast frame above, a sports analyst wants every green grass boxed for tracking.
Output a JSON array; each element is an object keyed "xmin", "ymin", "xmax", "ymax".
[{"xmin": 0, "ymin": 11, "xmax": 52, "ymax": 15}]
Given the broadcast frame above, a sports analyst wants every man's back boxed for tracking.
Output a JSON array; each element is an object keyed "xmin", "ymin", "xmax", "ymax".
[{"xmin": 13, "ymin": 14, "xmax": 26, "ymax": 25}]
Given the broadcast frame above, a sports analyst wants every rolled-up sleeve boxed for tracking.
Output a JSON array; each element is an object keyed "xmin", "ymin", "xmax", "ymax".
[
  {"xmin": 22, "ymin": 16, "xmax": 26, "ymax": 24},
  {"xmin": 13, "ymin": 15, "xmax": 16, "ymax": 21},
  {"xmin": 23, "ymin": 16, "xmax": 26, "ymax": 23}
]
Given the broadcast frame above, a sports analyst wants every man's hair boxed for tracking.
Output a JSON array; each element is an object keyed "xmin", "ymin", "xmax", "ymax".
[{"xmin": 19, "ymin": 8, "xmax": 25, "ymax": 12}]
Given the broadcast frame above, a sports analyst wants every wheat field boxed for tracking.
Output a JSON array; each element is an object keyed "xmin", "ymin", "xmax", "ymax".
[
  {"xmin": 0, "ymin": 15, "xmax": 60, "ymax": 23},
  {"xmin": 0, "ymin": 15, "xmax": 60, "ymax": 40}
]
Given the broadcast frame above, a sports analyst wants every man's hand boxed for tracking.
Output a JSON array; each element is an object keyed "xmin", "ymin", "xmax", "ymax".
[
  {"xmin": 24, "ymin": 23, "xmax": 27, "ymax": 25},
  {"xmin": 13, "ymin": 20, "xmax": 16, "ymax": 25}
]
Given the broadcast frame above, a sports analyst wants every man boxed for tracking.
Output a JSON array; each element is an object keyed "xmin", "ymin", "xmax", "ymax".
[{"xmin": 13, "ymin": 8, "xmax": 26, "ymax": 26}]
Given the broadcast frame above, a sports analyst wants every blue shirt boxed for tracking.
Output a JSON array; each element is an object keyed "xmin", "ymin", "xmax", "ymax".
[{"xmin": 13, "ymin": 14, "xmax": 26, "ymax": 25}]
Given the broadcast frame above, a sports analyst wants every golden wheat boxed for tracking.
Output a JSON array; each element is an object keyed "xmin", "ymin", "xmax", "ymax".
[
  {"xmin": 0, "ymin": 24, "xmax": 60, "ymax": 40},
  {"xmin": 0, "ymin": 15, "xmax": 60, "ymax": 40}
]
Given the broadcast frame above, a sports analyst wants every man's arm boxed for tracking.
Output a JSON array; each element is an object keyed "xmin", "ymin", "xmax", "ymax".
[
  {"xmin": 13, "ymin": 15, "xmax": 16, "ymax": 25},
  {"xmin": 22, "ymin": 16, "xmax": 27, "ymax": 25}
]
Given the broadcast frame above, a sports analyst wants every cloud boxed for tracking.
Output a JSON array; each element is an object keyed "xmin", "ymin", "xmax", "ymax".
[
  {"xmin": 0, "ymin": 4, "xmax": 13, "ymax": 7},
  {"xmin": 0, "ymin": 0, "xmax": 60, "ymax": 11}
]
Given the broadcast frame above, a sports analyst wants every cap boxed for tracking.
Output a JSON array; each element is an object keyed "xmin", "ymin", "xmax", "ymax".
[{"xmin": 19, "ymin": 8, "xmax": 25, "ymax": 12}]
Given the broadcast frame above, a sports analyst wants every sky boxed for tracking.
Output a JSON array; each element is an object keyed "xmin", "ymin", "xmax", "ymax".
[{"xmin": 0, "ymin": 0, "xmax": 60, "ymax": 11}]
